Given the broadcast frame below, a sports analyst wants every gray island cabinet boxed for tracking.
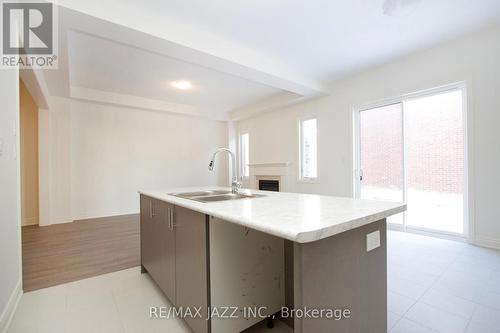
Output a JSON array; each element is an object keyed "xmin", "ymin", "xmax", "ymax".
[
  {"xmin": 141, "ymin": 196, "xmax": 210, "ymax": 333},
  {"xmin": 139, "ymin": 188, "xmax": 406, "ymax": 333}
]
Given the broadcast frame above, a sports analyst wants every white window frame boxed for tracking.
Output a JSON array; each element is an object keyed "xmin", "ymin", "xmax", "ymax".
[
  {"xmin": 298, "ymin": 115, "xmax": 319, "ymax": 182},
  {"xmin": 239, "ymin": 131, "xmax": 250, "ymax": 179},
  {"xmin": 352, "ymin": 81, "xmax": 471, "ymax": 241}
]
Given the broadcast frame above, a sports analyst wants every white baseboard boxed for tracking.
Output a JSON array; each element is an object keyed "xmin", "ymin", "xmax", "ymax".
[
  {"xmin": 42, "ymin": 211, "xmax": 140, "ymax": 226},
  {"xmin": 387, "ymin": 225, "xmax": 467, "ymax": 243},
  {"xmin": 73, "ymin": 210, "xmax": 140, "ymax": 222},
  {"xmin": 389, "ymin": 226, "xmax": 500, "ymax": 251},
  {"xmin": 51, "ymin": 215, "xmax": 74, "ymax": 225},
  {"xmin": 0, "ymin": 280, "xmax": 22, "ymax": 333},
  {"xmin": 472, "ymin": 237, "xmax": 500, "ymax": 250}
]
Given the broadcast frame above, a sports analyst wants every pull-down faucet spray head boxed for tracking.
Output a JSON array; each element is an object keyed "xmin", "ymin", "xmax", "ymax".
[{"xmin": 208, "ymin": 148, "xmax": 241, "ymax": 193}]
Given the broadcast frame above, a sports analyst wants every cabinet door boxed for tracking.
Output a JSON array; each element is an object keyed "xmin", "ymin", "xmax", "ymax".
[
  {"xmin": 158, "ymin": 201, "xmax": 176, "ymax": 304},
  {"xmin": 140, "ymin": 195, "xmax": 155, "ymax": 274},
  {"xmin": 141, "ymin": 197, "xmax": 176, "ymax": 304},
  {"xmin": 174, "ymin": 206, "xmax": 209, "ymax": 333},
  {"xmin": 147, "ymin": 199, "xmax": 165, "ymax": 289}
]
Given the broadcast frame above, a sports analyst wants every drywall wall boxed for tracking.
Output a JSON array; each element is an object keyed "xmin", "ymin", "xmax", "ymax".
[
  {"xmin": 0, "ymin": 70, "xmax": 22, "ymax": 330},
  {"xmin": 20, "ymin": 80, "xmax": 39, "ymax": 226},
  {"xmin": 236, "ymin": 24, "xmax": 500, "ymax": 248},
  {"xmin": 38, "ymin": 107, "xmax": 51, "ymax": 227},
  {"xmin": 46, "ymin": 97, "xmax": 73, "ymax": 224},
  {"xmin": 44, "ymin": 97, "xmax": 228, "ymax": 222}
]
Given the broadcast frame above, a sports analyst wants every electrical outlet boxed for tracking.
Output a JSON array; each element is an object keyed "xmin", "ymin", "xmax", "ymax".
[{"xmin": 366, "ymin": 230, "xmax": 380, "ymax": 252}]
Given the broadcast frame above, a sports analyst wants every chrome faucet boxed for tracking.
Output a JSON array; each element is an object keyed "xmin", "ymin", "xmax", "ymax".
[{"xmin": 208, "ymin": 148, "xmax": 241, "ymax": 194}]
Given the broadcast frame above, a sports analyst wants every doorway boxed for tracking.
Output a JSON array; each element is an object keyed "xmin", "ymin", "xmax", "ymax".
[
  {"xmin": 19, "ymin": 79, "xmax": 39, "ymax": 226},
  {"xmin": 354, "ymin": 85, "xmax": 467, "ymax": 237}
]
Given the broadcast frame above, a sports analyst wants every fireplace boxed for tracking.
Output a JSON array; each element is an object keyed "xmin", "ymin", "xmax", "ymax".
[
  {"xmin": 259, "ymin": 179, "xmax": 280, "ymax": 192},
  {"xmin": 248, "ymin": 162, "xmax": 291, "ymax": 192}
]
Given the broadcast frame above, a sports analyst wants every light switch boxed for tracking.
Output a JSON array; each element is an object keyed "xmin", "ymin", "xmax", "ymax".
[
  {"xmin": 0, "ymin": 139, "xmax": 3, "ymax": 156},
  {"xmin": 366, "ymin": 230, "xmax": 380, "ymax": 252}
]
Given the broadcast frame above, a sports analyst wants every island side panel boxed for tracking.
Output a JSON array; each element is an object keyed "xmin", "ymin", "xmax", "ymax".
[
  {"xmin": 209, "ymin": 217, "xmax": 285, "ymax": 333},
  {"xmin": 293, "ymin": 219, "xmax": 387, "ymax": 333}
]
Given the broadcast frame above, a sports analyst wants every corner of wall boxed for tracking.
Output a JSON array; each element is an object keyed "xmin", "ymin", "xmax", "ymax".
[
  {"xmin": 38, "ymin": 108, "xmax": 52, "ymax": 226},
  {"xmin": 0, "ymin": 67, "xmax": 23, "ymax": 331},
  {"xmin": 0, "ymin": 280, "xmax": 22, "ymax": 333}
]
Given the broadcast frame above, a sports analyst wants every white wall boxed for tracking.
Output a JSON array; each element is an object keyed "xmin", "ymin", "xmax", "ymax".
[
  {"xmin": 0, "ymin": 69, "xmax": 22, "ymax": 330},
  {"xmin": 236, "ymin": 24, "xmax": 500, "ymax": 248},
  {"xmin": 44, "ymin": 97, "xmax": 228, "ymax": 222}
]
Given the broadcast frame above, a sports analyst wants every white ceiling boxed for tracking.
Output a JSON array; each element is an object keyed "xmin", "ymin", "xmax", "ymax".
[
  {"xmin": 67, "ymin": 31, "xmax": 282, "ymax": 116},
  {"xmin": 41, "ymin": 6, "xmax": 305, "ymax": 120},
  {"xmin": 119, "ymin": 0, "xmax": 500, "ymax": 83},
  {"xmin": 38, "ymin": 0, "xmax": 500, "ymax": 120}
]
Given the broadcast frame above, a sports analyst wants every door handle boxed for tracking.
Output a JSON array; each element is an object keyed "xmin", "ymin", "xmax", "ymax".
[
  {"xmin": 167, "ymin": 207, "xmax": 175, "ymax": 229},
  {"xmin": 170, "ymin": 208, "xmax": 175, "ymax": 229}
]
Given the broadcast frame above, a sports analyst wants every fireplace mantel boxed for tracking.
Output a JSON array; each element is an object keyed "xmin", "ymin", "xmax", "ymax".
[{"xmin": 247, "ymin": 161, "xmax": 293, "ymax": 191}]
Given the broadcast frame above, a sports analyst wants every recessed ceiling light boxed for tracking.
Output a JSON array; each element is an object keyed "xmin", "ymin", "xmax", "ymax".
[{"xmin": 171, "ymin": 80, "xmax": 193, "ymax": 90}]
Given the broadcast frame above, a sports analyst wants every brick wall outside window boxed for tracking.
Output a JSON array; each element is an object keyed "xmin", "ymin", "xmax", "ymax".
[{"xmin": 360, "ymin": 91, "xmax": 464, "ymax": 194}]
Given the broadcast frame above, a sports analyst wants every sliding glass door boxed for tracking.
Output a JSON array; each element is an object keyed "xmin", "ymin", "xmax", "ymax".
[
  {"xmin": 355, "ymin": 86, "xmax": 466, "ymax": 236},
  {"xmin": 358, "ymin": 103, "xmax": 404, "ymax": 225}
]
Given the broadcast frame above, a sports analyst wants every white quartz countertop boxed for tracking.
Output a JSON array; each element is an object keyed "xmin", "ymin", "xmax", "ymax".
[{"xmin": 139, "ymin": 187, "xmax": 406, "ymax": 243}]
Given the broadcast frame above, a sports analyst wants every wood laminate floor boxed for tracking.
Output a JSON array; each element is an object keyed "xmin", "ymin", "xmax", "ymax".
[{"xmin": 22, "ymin": 214, "xmax": 140, "ymax": 292}]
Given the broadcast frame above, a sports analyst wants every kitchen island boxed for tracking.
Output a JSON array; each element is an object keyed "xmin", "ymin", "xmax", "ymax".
[{"xmin": 139, "ymin": 187, "xmax": 406, "ymax": 333}]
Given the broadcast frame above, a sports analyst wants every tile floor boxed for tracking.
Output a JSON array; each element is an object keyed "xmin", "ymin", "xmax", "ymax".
[
  {"xmin": 7, "ymin": 231, "xmax": 500, "ymax": 333},
  {"xmin": 388, "ymin": 231, "xmax": 500, "ymax": 333}
]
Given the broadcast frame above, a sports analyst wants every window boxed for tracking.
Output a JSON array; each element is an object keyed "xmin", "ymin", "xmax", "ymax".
[
  {"xmin": 239, "ymin": 132, "xmax": 249, "ymax": 178},
  {"xmin": 299, "ymin": 117, "xmax": 318, "ymax": 180}
]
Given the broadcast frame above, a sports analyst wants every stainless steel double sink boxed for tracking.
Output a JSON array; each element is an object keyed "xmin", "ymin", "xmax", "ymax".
[{"xmin": 169, "ymin": 190, "xmax": 264, "ymax": 203}]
